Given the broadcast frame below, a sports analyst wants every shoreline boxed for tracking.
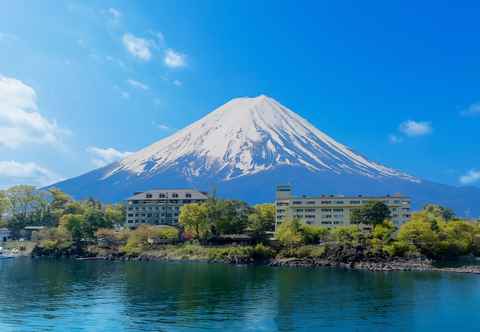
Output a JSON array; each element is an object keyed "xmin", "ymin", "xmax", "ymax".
[{"xmin": 30, "ymin": 248, "xmax": 480, "ymax": 275}]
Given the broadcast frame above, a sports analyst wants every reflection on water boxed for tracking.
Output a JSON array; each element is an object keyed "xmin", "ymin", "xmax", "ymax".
[{"xmin": 0, "ymin": 258, "xmax": 479, "ymax": 331}]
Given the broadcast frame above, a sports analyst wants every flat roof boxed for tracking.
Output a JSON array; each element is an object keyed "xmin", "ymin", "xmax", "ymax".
[
  {"xmin": 283, "ymin": 194, "xmax": 410, "ymax": 200},
  {"xmin": 128, "ymin": 189, "xmax": 209, "ymax": 200}
]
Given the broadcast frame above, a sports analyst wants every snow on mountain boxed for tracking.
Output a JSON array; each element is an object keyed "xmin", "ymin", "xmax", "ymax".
[{"xmin": 106, "ymin": 95, "xmax": 419, "ymax": 183}]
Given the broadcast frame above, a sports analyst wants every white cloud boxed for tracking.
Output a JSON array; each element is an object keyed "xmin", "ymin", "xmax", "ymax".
[
  {"xmin": 460, "ymin": 102, "xmax": 480, "ymax": 117},
  {"xmin": 122, "ymin": 33, "xmax": 152, "ymax": 61},
  {"xmin": 460, "ymin": 169, "xmax": 480, "ymax": 185},
  {"xmin": 164, "ymin": 49, "xmax": 186, "ymax": 68},
  {"xmin": 0, "ymin": 75, "xmax": 69, "ymax": 149},
  {"xmin": 173, "ymin": 80, "xmax": 182, "ymax": 87},
  {"xmin": 388, "ymin": 134, "xmax": 403, "ymax": 144},
  {"xmin": 107, "ymin": 8, "xmax": 122, "ymax": 20},
  {"xmin": 0, "ymin": 160, "xmax": 61, "ymax": 187},
  {"xmin": 399, "ymin": 120, "xmax": 432, "ymax": 137},
  {"xmin": 87, "ymin": 146, "xmax": 132, "ymax": 167},
  {"xmin": 120, "ymin": 91, "xmax": 130, "ymax": 99},
  {"xmin": 127, "ymin": 79, "xmax": 149, "ymax": 90}
]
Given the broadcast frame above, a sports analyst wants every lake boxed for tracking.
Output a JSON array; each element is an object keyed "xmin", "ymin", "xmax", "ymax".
[{"xmin": 1, "ymin": 258, "xmax": 479, "ymax": 331}]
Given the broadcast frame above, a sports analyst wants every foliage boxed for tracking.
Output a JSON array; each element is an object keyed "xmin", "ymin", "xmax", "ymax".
[
  {"xmin": 351, "ymin": 201, "xmax": 391, "ymax": 225},
  {"xmin": 179, "ymin": 203, "xmax": 210, "ymax": 240},
  {"xmin": 123, "ymin": 225, "xmax": 179, "ymax": 255},
  {"xmin": 330, "ymin": 225, "xmax": 363, "ymax": 245},
  {"xmin": 104, "ymin": 204, "xmax": 126, "ymax": 225},
  {"xmin": 247, "ymin": 204, "xmax": 275, "ymax": 242},
  {"xmin": 59, "ymin": 214, "xmax": 87, "ymax": 245},
  {"xmin": 275, "ymin": 219, "xmax": 306, "ymax": 247},
  {"xmin": 423, "ymin": 204, "xmax": 455, "ymax": 221},
  {"xmin": 279, "ymin": 245, "xmax": 327, "ymax": 259}
]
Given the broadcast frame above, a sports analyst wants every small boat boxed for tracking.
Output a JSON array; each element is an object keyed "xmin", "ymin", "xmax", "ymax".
[{"xmin": 0, "ymin": 247, "xmax": 15, "ymax": 260}]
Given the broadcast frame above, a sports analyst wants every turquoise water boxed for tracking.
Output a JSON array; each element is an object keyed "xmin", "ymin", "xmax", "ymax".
[{"xmin": 1, "ymin": 258, "xmax": 480, "ymax": 331}]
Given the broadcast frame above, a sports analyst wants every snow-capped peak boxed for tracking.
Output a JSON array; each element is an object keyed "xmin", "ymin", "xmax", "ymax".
[{"xmin": 107, "ymin": 95, "xmax": 418, "ymax": 182}]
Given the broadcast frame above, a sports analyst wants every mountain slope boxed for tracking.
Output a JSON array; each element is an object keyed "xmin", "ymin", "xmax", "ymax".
[{"xmin": 51, "ymin": 95, "xmax": 480, "ymax": 217}]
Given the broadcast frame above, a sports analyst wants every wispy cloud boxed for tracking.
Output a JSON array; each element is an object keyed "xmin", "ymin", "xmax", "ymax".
[
  {"xmin": 153, "ymin": 122, "xmax": 175, "ymax": 132},
  {"xmin": 107, "ymin": 8, "xmax": 122, "ymax": 20},
  {"xmin": 164, "ymin": 49, "xmax": 186, "ymax": 68},
  {"xmin": 0, "ymin": 160, "xmax": 62, "ymax": 187},
  {"xmin": 127, "ymin": 79, "xmax": 149, "ymax": 90},
  {"xmin": 460, "ymin": 102, "xmax": 480, "ymax": 117},
  {"xmin": 388, "ymin": 134, "xmax": 403, "ymax": 144},
  {"xmin": 0, "ymin": 32, "xmax": 18, "ymax": 42},
  {"xmin": 87, "ymin": 146, "xmax": 132, "ymax": 167},
  {"xmin": 460, "ymin": 169, "xmax": 480, "ymax": 185},
  {"xmin": 399, "ymin": 120, "xmax": 433, "ymax": 137},
  {"xmin": 0, "ymin": 74, "xmax": 70, "ymax": 149},
  {"xmin": 122, "ymin": 33, "xmax": 152, "ymax": 61},
  {"xmin": 173, "ymin": 80, "xmax": 182, "ymax": 87}
]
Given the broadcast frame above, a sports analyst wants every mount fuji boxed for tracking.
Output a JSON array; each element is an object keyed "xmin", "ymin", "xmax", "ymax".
[{"xmin": 51, "ymin": 95, "xmax": 480, "ymax": 216}]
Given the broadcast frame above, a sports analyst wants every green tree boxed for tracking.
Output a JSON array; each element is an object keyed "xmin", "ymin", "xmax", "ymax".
[
  {"xmin": 351, "ymin": 201, "xmax": 391, "ymax": 226},
  {"xmin": 0, "ymin": 190, "xmax": 9, "ymax": 224},
  {"xmin": 247, "ymin": 204, "xmax": 275, "ymax": 241},
  {"xmin": 396, "ymin": 219, "xmax": 438, "ymax": 258},
  {"xmin": 247, "ymin": 204, "xmax": 275, "ymax": 242},
  {"xmin": 59, "ymin": 213, "xmax": 87, "ymax": 246},
  {"xmin": 275, "ymin": 219, "xmax": 305, "ymax": 247},
  {"xmin": 423, "ymin": 204, "xmax": 456, "ymax": 221},
  {"xmin": 83, "ymin": 207, "xmax": 113, "ymax": 238},
  {"xmin": 179, "ymin": 203, "xmax": 210, "ymax": 240},
  {"xmin": 105, "ymin": 204, "xmax": 126, "ymax": 225},
  {"xmin": 4, "ymin": 185, "xmax": 49, "ymax": 236}
]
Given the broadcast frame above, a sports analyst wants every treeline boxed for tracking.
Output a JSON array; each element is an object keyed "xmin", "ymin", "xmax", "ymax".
[
  {"xmin": 0, "ymin": 185, "xmax": 125, "ymax": 238},
  {"xmin": 178, "ymin": 199, "xmax": 275, "ymax": 242},
  {"xmin": 275, "ymin": 204, "xmax": 480, "ymax": 260}
]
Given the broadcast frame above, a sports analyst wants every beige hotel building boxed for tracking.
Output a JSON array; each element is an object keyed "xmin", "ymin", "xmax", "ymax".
[{"xmin": 275, "ymin": 185, "xmax": 411, "ymax": 230}]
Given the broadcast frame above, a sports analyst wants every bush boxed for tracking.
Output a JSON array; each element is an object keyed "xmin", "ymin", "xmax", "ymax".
[
  {"xmin": 330, "ymin": 226, "xmax": 362, "ymax": 245},
  {"xmin": 122, "ymin": 225, "xmax": 180, "ymax": 255},
  {"xmin": 279, "ymin": 245, "xmax": 327, "ymax": 259}
]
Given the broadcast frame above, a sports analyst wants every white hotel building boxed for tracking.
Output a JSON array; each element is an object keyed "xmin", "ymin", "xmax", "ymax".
[
  {"xmin": 126, "ymin": 189, "xmax": 208, "ymax": 228},
  {"xmin": 275, "ymin": 185, "xmax": 411, "ymax": 230}
]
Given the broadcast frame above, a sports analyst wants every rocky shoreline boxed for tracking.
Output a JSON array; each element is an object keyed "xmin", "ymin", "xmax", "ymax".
[
  {"xmin": 31, "ymin": 246, "xmax": 480, "ymax": 275},
  {"xmin": 269, "ymin": 257, "xmax": 480, "ymax": 274}
]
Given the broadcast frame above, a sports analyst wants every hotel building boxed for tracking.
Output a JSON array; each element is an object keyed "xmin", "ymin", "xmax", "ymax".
[
  {"xmin": 275, "ymin": 185, "xmax": 411, "ymax": 230},
  {"xmin": 126, "ymin": 189, "xmax": 208, "ymax": 228}
]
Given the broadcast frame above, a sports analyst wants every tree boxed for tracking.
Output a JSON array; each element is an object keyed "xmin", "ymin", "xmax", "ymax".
[
  {"xmin": 4, "ymin": 185, "xmax": 49, "ymax": 236},
  {"xmin": 210, "ymin": 200, "xmax": 250, "ymax": 235},
  {"xmin": 351, "ymin": 201, "xmax": 391, "ymax": 226},
  {"xmin": 275, "ymin": 219, "xmax": 305, "ymax": 247},
  {"xmin": 0, "ymin": 191, "xmax": 9, "ymax": 224},
  {"xmin": 104, "ymin": 203, "xmax": 126, "ymax": 225},
  {"xmin": 179, "ymin": 203, "xmax": 209, "ymax": 240},
  {"xmin": 397, "ymin": 219, "xmax": 438, "ymax": 258},
  {"xmin": 423, "ymin": 204, "xmax": 455, "ymax": 221},
  {"xmin": 248, "ymin": 204, "xmax": 275, "ymax": 237},
  {"xmin": 59, "ymin": 214, "xmax": 87, "ymax": 245},
  {"xmin": 247, "ymin": 204, "xmax": 275, "ymax": 243},
  {"xmin": 83, "ymin": 207, "xmax": 113, "ymax": 239}
]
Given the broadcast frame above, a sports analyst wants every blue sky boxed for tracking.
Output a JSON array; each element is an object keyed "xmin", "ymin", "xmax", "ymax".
[{"xmin": 0, "ymin": 1, "xmax": 479, "ymax": 188}]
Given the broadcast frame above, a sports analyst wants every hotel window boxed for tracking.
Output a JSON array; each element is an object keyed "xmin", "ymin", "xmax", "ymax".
[
  {"xmin": 172, "ymin": 193, "xmax": 179, "ymax": 198},
  {"xmin": 307, "ymin": 201, "xmax": 316, "ymax": 205},
  {"xmin": 292, "ymin": 201, "xmax": 303, "ymax": 205},
  {"xmin": 350, "ymin": 200, "xmax": 361, "ymax": 204},
  {"xmin": 321, "ymin": 201, "xmax": 331, "ymax": 204},
  {"xmin": 186, "ymin": 193, "xmax": 192, "ymax": 198},
  {"xmin": 335, "ymin": 201, "xmax": 344, "ymax": 204},
  {"xmin": 146, "ymin": 194, "xmax": 152, "ymax": 198},
  {"xmin": 159, "ymin": 193, "xmax": 166, "ymax": 198},
  {"xmin": 321, "ymin": 208, "xmax": 332, "ymax": 212}
]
